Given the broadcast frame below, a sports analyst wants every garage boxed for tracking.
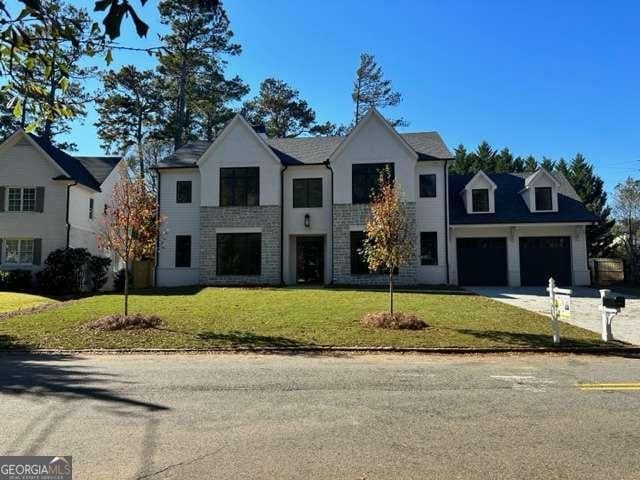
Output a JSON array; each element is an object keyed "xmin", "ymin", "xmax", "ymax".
[
  {"xmin": 519, "ymin": 236, "xmax": 571, "ymax": 286},
  {"xmin": 457, "ymin": 237, "xmax": 508, "ymax": 286}
]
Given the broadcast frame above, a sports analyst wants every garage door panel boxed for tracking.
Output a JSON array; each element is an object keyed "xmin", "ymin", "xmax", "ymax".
[
  {"xmin": 457, "ymin": 237, "xmax": 508, "ymax": 286},
  {"xmin": 519, "ymin": 236, "xmax": 571, "ymax": 286}
]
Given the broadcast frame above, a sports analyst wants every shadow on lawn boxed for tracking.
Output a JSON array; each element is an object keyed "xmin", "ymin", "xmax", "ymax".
[
  {"xmin": 196, "ymin": 330, "xmax": 310, "ymax": 348},
  {"xmin": 0, "ymin": 335, "xmax": 168, "ymax": 412},
  {"xmin": 456, "ymin": 329, "xmax": 608, "ymax": 348}
]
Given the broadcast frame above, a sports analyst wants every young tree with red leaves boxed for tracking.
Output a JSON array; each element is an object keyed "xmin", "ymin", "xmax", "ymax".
[
  {"xmin": 98, "ymin": 165, "xmax": 162, "ymax": 315},
  {"xmin": 361, "ymin": 168, "xmax": 413, "ymax": 315}
]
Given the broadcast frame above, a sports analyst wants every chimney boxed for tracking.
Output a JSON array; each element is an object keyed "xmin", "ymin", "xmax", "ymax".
[{"xmin": 252, "ymin": 123, "xmax": 267, "ymax": 139}]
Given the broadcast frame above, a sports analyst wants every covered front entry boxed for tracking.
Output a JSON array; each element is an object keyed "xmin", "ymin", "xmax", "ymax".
[
  {"xmin": 296, "ymin": 236, "xmax": 324, "ymax": 284},
  {"xmin": 456, "ymin": 237, "xmax": 508, "ymax": 286},
  {"xmin": 519, "ymin": 236, "xmax": 572, "ymax": 286}
]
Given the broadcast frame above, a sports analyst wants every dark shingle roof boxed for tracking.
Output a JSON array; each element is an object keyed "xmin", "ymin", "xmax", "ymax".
[
  {"xmin": 448, "ymin": 172, "xmax": 598, "ymax": 225},
  {"xmin": 158, "ymin": 131, "xmax": 453, "ymax": 168},
  {"xmin": 27, "ymin": 133, "xmax": 120, "ymax": 190},
  {"xmin": 266, "ymin": 136, "xmax": 344, "ymax": 165},
  {"xmin": 75, "ymin": 156, "xmax": 121, "ymax": 184},
  {"xmin": 157, "ymin": 141, "xmax": 209, "ymax": 168}
]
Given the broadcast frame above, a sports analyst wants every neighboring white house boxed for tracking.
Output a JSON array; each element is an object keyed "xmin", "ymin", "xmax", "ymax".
[
  {"xmin": 0, "ymin": 130, "xmax": 122, "ymax": 272},
  {"xmin": 155, "ymin": 109, "xmax": 597, "ymax": 288}
]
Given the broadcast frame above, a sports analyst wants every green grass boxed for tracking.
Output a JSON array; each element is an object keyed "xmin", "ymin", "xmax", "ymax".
[
  {"xmin": 0, "ymin": 287, "xmax": 606, "ymax": 350},
  {"xmin": 0, "ymin": 292, "xmax": 56, "ymax": 314}
]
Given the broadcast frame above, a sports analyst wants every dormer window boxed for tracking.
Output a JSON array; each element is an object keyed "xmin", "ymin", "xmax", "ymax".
[
  {"xmin": 472, "ymin": 189, "xmax": 490, "ymax": 212},
  {"xmin": 535, "ymin": 187, "xmax": 553, "ymax": 211}
]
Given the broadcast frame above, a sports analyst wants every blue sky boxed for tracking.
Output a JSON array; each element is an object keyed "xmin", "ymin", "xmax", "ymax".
[{"xmin": 64, "ymin": 0, "xmax": 640, "ymax": 195}]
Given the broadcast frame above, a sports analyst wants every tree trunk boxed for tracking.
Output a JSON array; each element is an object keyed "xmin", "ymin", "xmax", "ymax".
[
  {"xmin": 389, "ymin": 271, "xmax": 394, "ymax": 316},
  {"xmin": 137, "ymin": 120, "xmax": 144, "ymax": 180},
  {"xmin": 124, "ymin": 260, "xmax": 129, "ymax": 316},
  {"xmin": 43, "ymin": 52, "xmax": 57, "ymax": 142}
]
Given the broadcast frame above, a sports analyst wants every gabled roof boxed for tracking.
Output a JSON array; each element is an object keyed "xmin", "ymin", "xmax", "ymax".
[
  {"xmin": 524, "ymin": 168, "xmax": 560, "ymax": 188},
  {"xmin": 463, "ymin": 170, "xmax": 497, "ymax": 190},
  {"xmin": 449, "ymin": 172, "xmax": 598, "ymax": 225},
  {"xmin": 75, "ymin": 156, "xmax": 121, "ymax": 184},
  {"xmin": 328, "ymin": 109, "xmax": 419, "ymax": 162},
  {"xmin": 157, "ymin": 116, "xmax": 453, "ymax": 168},
  {"xmin": 26, "ymin": 133, "xmax": 119, "ymax": 191},
  {"xmin": 197, "ymin": 114, "xmax": 282, "ymax": 167}
]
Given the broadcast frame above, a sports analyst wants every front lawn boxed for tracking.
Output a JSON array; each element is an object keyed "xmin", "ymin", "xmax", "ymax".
[
  {"xmin": 0, "ymin": 287, "xmax": 605, "ymax": 350},
  {"xmin": 0, "ymin": 292, "xmax": 56, "ymax": 314}
]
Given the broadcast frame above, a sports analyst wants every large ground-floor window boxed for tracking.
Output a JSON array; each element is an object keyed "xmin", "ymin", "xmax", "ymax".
[
  {"xmin": 216, "ymin": 233, "xmax": 261, "ymax": 276},
  {"xmin": 3, "ymin": 239, "xmax": 34, "ymax": 265}
]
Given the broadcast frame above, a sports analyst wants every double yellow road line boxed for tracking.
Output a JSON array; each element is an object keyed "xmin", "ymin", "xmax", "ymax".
[{"xmin": 578, "ymin": 382, "xmax": 640, "ymax": 391}]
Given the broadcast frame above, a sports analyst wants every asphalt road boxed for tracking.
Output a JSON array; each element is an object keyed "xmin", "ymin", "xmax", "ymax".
[{"xmin": 1, "ymin": 353, "xmax": 640, "ymax": 479}]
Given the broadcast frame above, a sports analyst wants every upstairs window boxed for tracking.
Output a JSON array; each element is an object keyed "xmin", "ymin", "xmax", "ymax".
[
  {"xmin": 352, "ymin": 163, "xmax": 394, "ymax": 204},
  {"xmin": 471, "ymin": 188, "xmax": 490, "ymax": 212},
  {"xmin": 176, "ymin": 181, "xmax": 192, "ymax": 204},
  {"xmin": 220, "ymin": 167, "xmax": 259, "ymax": 207},
  {"xmin": 419, "ymin": 174, "xmax": 436, "ymax": 198},
  {"xmin": 89, "ymin": 198, "xmax": 94, "ymax": 220},
  {"xmin": 535, "ymin": 187, "xmax": 553, "ymax": 211},
  {"xmin": 293, "ymin": 178, "xmax": 322, "ymax": 208},
  {"xmin": 8, "ymin": 187, "xmax": 36, "ymax": 212}
]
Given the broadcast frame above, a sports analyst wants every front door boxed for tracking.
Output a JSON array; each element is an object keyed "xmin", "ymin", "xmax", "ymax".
[{"xmin": 296, "ymin": 237, "xmax": 324, "ymax": 284}]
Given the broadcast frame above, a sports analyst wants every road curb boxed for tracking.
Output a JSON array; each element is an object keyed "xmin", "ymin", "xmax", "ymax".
[{"xmin": 1, "ymin": 346, "xmax": 639, "ymax": 356}]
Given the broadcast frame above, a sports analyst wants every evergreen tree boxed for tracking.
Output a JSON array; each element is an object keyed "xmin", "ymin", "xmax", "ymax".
[
  {"xmin": 495, "ymin": 147, "xmax": 514, "ymax": 172},
  {"xmin": 540, "ymin": 156, "xmax": 555, "ymax": 171},
  {"xmin": 157, "ymin": 0, "xmax": 241, "ymax": 149},
  {"xmin": 95, "ymin": 66, "xmax": 161, "ymax": 179},
  {"xmin": 242, "ymin": 78, "xmax": 332, "ymax": 138},
  {"xmin": 449, "ymin": 144, "xmax": 472, "ymax": 174},
  {"xmin": 565, "ymin": 153, "xmax": 615, "ymax": 257},
  {"xmin": 193, "ymin": 69, "xmax": 248, "ymax": 142},
  {"xmin": 555, "ymin": 158, "xmax": 570, "ymax": 177},
  {"xmin": 352, "ymin": 52, "xmax": 406, "ymax": 127},
  {"xmin": 512, "ymin": 156, "xmax": 525, "ymax": 172},
  {"xmin": 524, "ymin": 155, "xmax": 538, "ymax": 172}
]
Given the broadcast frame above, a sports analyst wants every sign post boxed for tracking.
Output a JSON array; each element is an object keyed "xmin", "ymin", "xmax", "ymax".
[{"xmin": 547, "ymin": 277, "xmax": 572, "ymax": 345}]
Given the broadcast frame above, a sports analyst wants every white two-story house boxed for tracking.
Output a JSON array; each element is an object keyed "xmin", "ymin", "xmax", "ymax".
[
  {"xmin": 0, "ymin": 130, "xmax": 122, "ymax": 271},
  {"xmin": 155, "ymin": 109, "xmax": 596, "ymax": 288}
]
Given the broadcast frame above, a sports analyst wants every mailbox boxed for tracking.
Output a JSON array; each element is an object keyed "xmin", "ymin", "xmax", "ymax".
[{"xmin": 602, "ymin": 296, "xmax": 625, "ymax": 310}]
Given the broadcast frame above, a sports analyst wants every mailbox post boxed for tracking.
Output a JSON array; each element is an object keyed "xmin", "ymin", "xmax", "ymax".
[
  {"xmin": 547, "ymin": 278, "xmax": 571, "ymax": 345},
  {"xmin": 598, "ymin": 289, "xmax": 625, "ymax": 342}
]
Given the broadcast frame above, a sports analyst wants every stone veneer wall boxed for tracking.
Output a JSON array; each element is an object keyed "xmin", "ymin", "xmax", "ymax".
[
  {"xmin": 200, "ymin": 206, "xmax": 281, "ymax": 285},
  {"xmin": 332, "ymin": 203, "xmax": 417, "ymax": 285}
]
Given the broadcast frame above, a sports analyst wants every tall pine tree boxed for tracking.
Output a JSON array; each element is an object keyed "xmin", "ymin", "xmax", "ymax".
[
  {"xmin": 352, "ymin": 52, "xmax": 406, "ymax": 127},
  {"xmin": 157, "ymin": 0, "xmax": 241, "ymax": 150},
  {"xmin": 95, "ymin": 66, "xmax": 162, "ymax": 179}
]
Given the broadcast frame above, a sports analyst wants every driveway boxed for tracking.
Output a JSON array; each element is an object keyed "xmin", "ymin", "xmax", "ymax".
[
  {"xmin": 2, "ymin": 353, "xmax": 640, "ymax": 479},
  {"xmin": 468, "ymin": 286, "xmax": 640, "ymax": 345}
]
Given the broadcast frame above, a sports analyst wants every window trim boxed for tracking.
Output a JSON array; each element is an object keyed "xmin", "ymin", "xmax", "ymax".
[
  {"xmin": 420, "ymin": 232, "xmax": 438, "ymax": 266},
  {"xmin": 176, "ymin": 180, "xmax": 193, "ymax": 204},
  {"xmin": 219, "ymin": 167, "xmax": 260, "ymax": 207},
  {"xmin": 292, "ymin": 177, "xmax": 323, "ymax": 208},
  {"xmin": 471, "ymin": 188, "xmax": 490, "ymax": 213},
  {"xmin": 419, "ymin": 174, "xmax": 437, "ymax": 198},
  {"xmin": 351, "ymin": 162, "xmax": 395, "ymax": 204},
  {"xmin": 3, "ymin": 238, "xmax": 34, "ymax": 266},
  {"xmin": 534, "ymin": 186, "xmax": 553, "ymax": 211},
  {"xmin": 6, "ymin": 186, "xmax": 36, "ymax": 213}
]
